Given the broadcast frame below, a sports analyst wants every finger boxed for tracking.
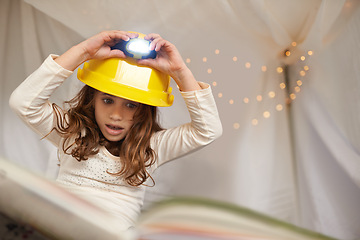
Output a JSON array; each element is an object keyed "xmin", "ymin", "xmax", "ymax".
[
  {"xmin": 103, "ymin": 31, "xmax": 138, "ymax": 46},
  {"xmin": 108, "ymin": 49, "xmax": 127, "ymax": 59},
  {"xmin": 145, "ymin": 33, "xmax": 161, "ymax": 41},
  {"xmin": 125, "ymin": 31, "xmax": 139, "ymax": 39},
  {"xmin": 137, "ymin": 58, "xmax": 156, "ymax": 69},
  {"xmin": 154, "ymin": 39, "xmax": 168, "ymax": 52},
  {"xmin": 110, "ymin": 30, "xmax": 138, "ymax": 40},
  {"xmin": 149, "ymin": 38, "xmax": 167, "ymax": 52},
  {"xmin": 146, "ymin": 33, "xmax": 163, "ymax": 50}
]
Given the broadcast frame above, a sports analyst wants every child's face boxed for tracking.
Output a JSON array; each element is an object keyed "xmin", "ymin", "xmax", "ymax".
[{"xmin": 94, "ymin": 91, "xmax": 139, "ymax": 142}]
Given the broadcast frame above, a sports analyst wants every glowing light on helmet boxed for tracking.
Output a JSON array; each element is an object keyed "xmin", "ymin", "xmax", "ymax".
[
  {"xmin": 111, "ymin": 36, "xmax": 156, "ymax": 59},
  {"xmin": 126, "ymin": 38, "xmax": 151, "ymax": 54}
]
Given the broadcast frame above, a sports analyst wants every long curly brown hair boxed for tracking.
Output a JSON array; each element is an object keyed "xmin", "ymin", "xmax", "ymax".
[{"xmin": 52, "ymin": 85, "xmax": 163, "ymax": 186}]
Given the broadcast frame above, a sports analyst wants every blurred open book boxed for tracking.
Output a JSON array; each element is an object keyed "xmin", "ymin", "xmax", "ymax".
[
  {"xmin": 0, "ymin": 158, "xmax": 336, "ymax": 240},
  {"xmin": 137, "ymin": 197, "xmax": 337, "ymax": 240}
]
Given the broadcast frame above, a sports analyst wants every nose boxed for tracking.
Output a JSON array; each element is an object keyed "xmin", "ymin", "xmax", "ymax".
[{"xmin": 109, "ymin": 106, "xmax": 123, "ymax": 121}]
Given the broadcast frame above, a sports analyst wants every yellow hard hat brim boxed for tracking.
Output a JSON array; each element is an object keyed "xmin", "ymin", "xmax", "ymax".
[{"xmin": 77, "ymin": 58, "xmax": 174, "ymax": 107}]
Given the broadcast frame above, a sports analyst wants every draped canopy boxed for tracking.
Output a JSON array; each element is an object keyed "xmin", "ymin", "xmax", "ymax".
[{"xmin": 1, "ymin": 1, "xmax": 360, "ymax": 239}]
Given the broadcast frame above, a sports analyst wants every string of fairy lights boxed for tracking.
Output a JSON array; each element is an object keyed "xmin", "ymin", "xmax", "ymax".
[{"xmin": 185, "ymin": 42, "xmax": 314, "ymax": 130}]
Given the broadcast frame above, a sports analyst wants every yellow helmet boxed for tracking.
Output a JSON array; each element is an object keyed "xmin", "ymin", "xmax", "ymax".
[{"xmin": 77, "ymin": 33, "xmax": 174, "ymax": 107}]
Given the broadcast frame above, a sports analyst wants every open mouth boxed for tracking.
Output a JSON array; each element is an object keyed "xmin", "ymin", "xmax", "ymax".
[
  {"xmin": 105, "ymin": 124, "xmax": 124, "ymax": 135},
  {"xmin": 106, "ymin": 124, "xmax": 123, "ymax": 130}
]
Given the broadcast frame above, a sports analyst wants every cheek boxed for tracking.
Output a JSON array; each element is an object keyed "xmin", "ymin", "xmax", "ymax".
[
  {"xmin": 126, "ymin": 113, "xmax": 136, "ymax": 128},
  {"xmin": 94, "ymin": 103, "xmax": 99, "ymax": 118},
  {"xmin": 125, "ymin": 110, "xmax": 136, "ymax": 121},
  {"xmin": 94, "ymin": 102, "xmax": 104, "ymax": 123},
  {"xmin": 94, "ymin": 109, "xmax": 100, "ymax": 124}
]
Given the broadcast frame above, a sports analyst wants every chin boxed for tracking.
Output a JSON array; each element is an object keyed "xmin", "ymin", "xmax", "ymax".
[
  {"xmin": 105, "ymin": 135, "xmax": 125, "ymax": 143},
  {"xmin": 106, "ymin": 137, "xmax": 122, "ymax": 142}
]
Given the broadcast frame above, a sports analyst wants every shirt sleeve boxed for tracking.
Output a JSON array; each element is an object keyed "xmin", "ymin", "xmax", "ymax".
[
  {"xmin": 9, "ymin": 54, "xmax": 73, "ymax": 147},
  {"xmin": 150, "ymin": 82, "xmax": 223, "ymax": 169}
]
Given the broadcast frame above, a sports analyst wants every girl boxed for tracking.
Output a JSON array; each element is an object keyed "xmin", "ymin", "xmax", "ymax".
[{"xmin": 9, "ymin": 30, "xmax": 222, "ymax": 231}]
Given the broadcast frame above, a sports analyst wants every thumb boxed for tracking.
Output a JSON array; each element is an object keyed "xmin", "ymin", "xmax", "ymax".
[
  {"xmin": 137, "ymin": 58, "xmax": 157, "ymax": 68},
  {"xmin": 108, "ymin": 49, "xmax": 126, "ymax": 59}
]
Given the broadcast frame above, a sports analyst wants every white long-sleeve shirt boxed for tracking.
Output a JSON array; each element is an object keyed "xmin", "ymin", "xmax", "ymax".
[{"xmin": 9, "ymin": 55, "xmax": 222, "ymax": 230}]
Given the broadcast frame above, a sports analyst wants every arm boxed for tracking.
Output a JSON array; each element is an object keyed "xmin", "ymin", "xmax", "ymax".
[
  {"xmin": 9, "ymin": 55, "xmax": 73, "ymax": 146},
  {"xmin": 9, "ymin": 30, "xmax": 138, "ymax": 145},
  {"xmin": 151, "ymin": 82, "xmax": 223, "ymax": 168},
  {"xmin": 137, "ymin": 34, "xmax": 222, "ymax": 167}
]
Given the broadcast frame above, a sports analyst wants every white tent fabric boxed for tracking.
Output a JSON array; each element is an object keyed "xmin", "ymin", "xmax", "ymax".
[{"xmin": 1, "ymin": 0, "xmax": 359, "ymax": 239}]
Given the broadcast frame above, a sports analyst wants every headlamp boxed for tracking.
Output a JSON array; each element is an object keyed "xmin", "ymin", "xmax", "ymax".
[{"xmin": 111, "ymin": 38, "xmax": 156, "ymax": 59}]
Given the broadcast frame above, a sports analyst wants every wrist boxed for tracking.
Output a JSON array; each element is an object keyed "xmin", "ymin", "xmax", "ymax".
[
  {"xmin": 75, "ymin": 42, "xmax": 92, "ymax": 62},
  {"xmin": 171, "ymin": 64, "xmax": 191, "ymax": 82},
  {"xmin": 172, "ymin": 66, "xmax": 201, "ymax": 92},
  {"xmin": 55, "ymin": 45, "xmax": 88, "ymax": 71}
]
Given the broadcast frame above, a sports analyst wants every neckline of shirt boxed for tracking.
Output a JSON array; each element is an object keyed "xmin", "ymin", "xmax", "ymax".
[{"xmin": 100, "ymin": 145, "xmax": 120, "ymax": 161}]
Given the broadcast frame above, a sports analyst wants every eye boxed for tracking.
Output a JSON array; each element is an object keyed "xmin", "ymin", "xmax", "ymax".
[
  {"xmin": 126, "ymin": 102, "xmax": 138, "ymax": 109},
  {"xmin": 102, "ymin": 98, "xmax": 114, "ymax": 104}
]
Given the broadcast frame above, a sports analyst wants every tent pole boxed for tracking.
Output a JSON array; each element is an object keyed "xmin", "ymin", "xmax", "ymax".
[{"xmin": 283, "ymin": 64, "xmax": 301, "ymax": 224}]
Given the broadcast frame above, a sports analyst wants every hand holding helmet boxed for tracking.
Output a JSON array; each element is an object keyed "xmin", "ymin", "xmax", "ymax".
[
  {"xmin": 54, "ymin": 30, "xmax": 137, "ymax": 71},
  {"xmin": 138, "ymin": 33, "xmax": 201, "ymax": 92},
  {"xmin": 80, "ymin": 31, "xmax": 139, "ymax": 61}
]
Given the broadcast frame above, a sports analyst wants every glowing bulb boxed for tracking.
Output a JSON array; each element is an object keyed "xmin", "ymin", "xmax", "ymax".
[
  {"xmin": 245, "ymin": 62, "xmax": 251, "ymax": 68},
  {"xmin": 280, "ymin": 83, "xmax": 286, "ymax": 89},
  {"xmin": 229, "ymin": 99, "xmax": 234, "ymax": 104},
  {"xmin": 263, "ymin": 111, "xmax": 270, "ymax": 118},
  {"xmin": 268, "ymin": 91, "xmax": 276, "ymax": 98},
  {"xmin": 233, "ymin": 123, "xmax": 240, "ymax": 129},
  {"xmin": 252, "ymin": 119, "xmax": 258, "ymax": 126},
  {"xmin": 256, "ymin": 95, "xmax": 263, "ymax": 102},
  {"xmin": 308, "ymin": 51, "xmax": 313, "ymax": 56},
  {"xmin": 127, "ymin": 39, "xmax": 150, "ymax": 54},
  {"xmin": 111, "ymin": 37, "xmax": 157, "ymax": 59},
  {"xmin": 186, "ymin": 58, "xmax": 191, "ymax": 63},
  {"xmin": 202, "ymin": 57, "xmax": 207, "ymax": 62},
  {"xmin": 261, "ymin": 66, "xmax": 267, "ymax": 72},
  {"xmin": 297, "ymin": 80, "xmax": 303, "ymax": 86},
  {"xmin": 233, "ymin": 56, "xmax": 238, "ymax": 62},
  {"xmin": 276, "ymin": 104, "xmax": 283, "ymax": 111},
  {"xmin": 277, "ymin": 67, "xmax": 283, "ymax": 73},
  {"xmin": 243, "ymin": 97, "xmax": 249, "ymax": 103},
  {"xmin": 215, "ymin": 49, "xmax": 220, "ymax": 54},
  {"xmin": 290, "ymin": 93, "xmax": 296, "ymax": 100},
  {"xmin": 300, "ymin": 56, "xmax": 306, "ymax": 61},
  {"xmin": 218, "ymin": 93, "xmax": 223, "ymax": 98},
  {"xmin": 212, "ymin": 81, "xmax": 217, "ymax": 86},
  {"xmin": 207, "ymin": 68, "xmax": 212, "ymax": 74},
  {"xmin": 291, "ymin": 42, "xmax": 297, "ymax": 47}
]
